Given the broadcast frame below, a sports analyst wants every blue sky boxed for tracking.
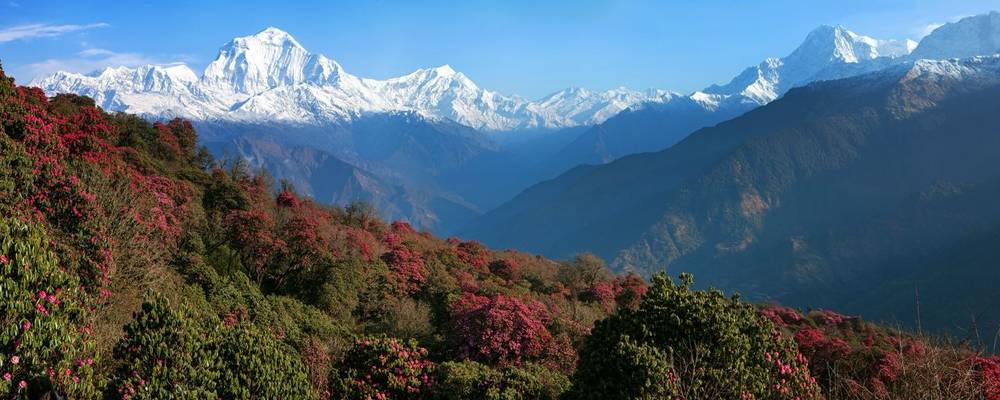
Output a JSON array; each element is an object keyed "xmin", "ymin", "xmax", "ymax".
[{"xmin": 2, "ymin": 0, "xmax": 999, "ymax": 99}]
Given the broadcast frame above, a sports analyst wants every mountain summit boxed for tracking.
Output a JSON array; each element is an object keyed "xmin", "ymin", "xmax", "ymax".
[
  {"xmin": 202, "ymin": 27, "xmax": 346, "ymax": 93},
  {"xmin": 705, "ymin": 25, "xmax": 915, "ymax": 104}
]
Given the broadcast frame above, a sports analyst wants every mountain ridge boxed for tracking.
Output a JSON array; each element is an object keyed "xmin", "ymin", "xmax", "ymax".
[{"xmin": 33, "ymin": 27, "xmax": 679, "ymax": 131}]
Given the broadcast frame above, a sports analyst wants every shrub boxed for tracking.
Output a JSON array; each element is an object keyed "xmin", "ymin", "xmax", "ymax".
[
  {"xmin": 433, "ymin": 360, "xmax": 569, "ymax": 400},
  {"xmin": 0, "ymin": 218, "xmax": 98, "ymax": 399},
  {"xmin": 448, "ymin": 293, "xmax": 555, "ymax": 367},
  {"xmin": 979, "ymin": 356, "xmax": 1000, "ymax": 400},
  {"xmin": 487, "ymin": 258, "xmax": 520, "ymax": 282},
  {"xmin": 109, "ymin": 297, "xmax": 220, "ymax": 399},
  {"xmin": 216, "ymin": 323, "xmax": 315, "ymax": 399},
  {"xmin": 330, "ymin": 335, "xmax": 434, "ymax": 399},
  {"xmin": 763, "ymin": 305, "xmax": 992, "ymax": 399},
  {"xmin": 382, "ymin": 245, "xmax": 427, "ymax": 294},
  {"xmin": 568, "ymin": 273, "xmax": 820, "ymax": 400}
]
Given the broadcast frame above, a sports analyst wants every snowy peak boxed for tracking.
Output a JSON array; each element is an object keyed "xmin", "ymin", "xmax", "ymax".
[
  {"xmin": 705, "ymin": 24, "xmax": 915, "ymax": 104},
  {"xmin": 24, "ymin": 22, "xmax": 909, "ymax": 132},
  {"xmin": 790, "ymin": 25, "xmax": 913, "ymax": 64},
  {"xmin": 202, "ymin": 27, "xmax": 341, "ymax": 93},
  {"xmin": 910, "ymin": 12, "xmax": 1000, "ymax": 61},
  {"xmin": 247, "ymin": 26, "xmax": 305, "ymax": 48},
  {"xmin": 431, "ymin": 64, "xmax": 457, "ymax": 77}
]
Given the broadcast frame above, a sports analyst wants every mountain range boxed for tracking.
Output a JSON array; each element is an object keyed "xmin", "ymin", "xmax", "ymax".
[
  {"xmin": 462, "ymin": 12, "xmax": 1000, "ymax": 332},
  {"xmin": 32, "ymin": 27, "xmax": 678, "ymax": 132},
  {"xmin": 33, "ymin": 23, "xmax": 920, "ymax": 233}
]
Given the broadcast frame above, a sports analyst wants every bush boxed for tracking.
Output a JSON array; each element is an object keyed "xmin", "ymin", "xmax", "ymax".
[
  {"xmin": 762, "ymin": 305, "xmax": 992, "ymax": 399},
  {"xmin": 216, "ymin": 323, "xmax": 315, "ymax": 399},
  {"xmin": 433, "ymin": 360, "xmax": 569, "ymax": 400},
  {"xmin": 568, "ymin": 273, "xmax": 821, "ymax": 400},
  {"xmin": 0, "ymin": 218, "xmax": 98, "ymax": 398},
  {"xmin": 448, "ymin": 293, "xmax": 554, "ymax": 367},
  {"xmin": 330, "ymin": 335, "xmax": 434, "ymax": 399},
  {"xmin": 109, "ymin": 296, "xmax": 219, "ymax": 399}
]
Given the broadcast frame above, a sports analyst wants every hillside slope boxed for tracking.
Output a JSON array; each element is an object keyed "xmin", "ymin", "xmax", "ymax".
[{"xmin": 466, "ymin": 57, "xmax": 1000, "ymax": 334}]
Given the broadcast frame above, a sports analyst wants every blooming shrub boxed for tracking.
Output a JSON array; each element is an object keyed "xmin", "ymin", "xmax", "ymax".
[
  {"xmin": 568, "ymin": 273, "xmax": 820, "ymax": 400},
  {"xmin": 978, "ymin": 357, "xmax": 1000, "ymax": 400},
  {"xmin": 382, "ymin": 245, "xmax": 427, "ymax": 294},
  {"xmin": 452, "ymin": 240, "xmax": 489, "ymax": 269},
  {"xmin": 612, "ymin": 273, "xmax": 647, "ymax": 310},
  {"xmin": 0, "ymin": 218, "xmax": 98, "ymax": 399},
  {"xmin": 763, "ymin": 304, "xmax": 996, "ymax": 399},
  {"xmin": 330, "ymin": 335, "xmax": 434, "ymax": 399},
  {"xmin": 224, "ymin": 208, "xmax": 287, "ymax": 284},
  {"xmin": 391, "ymin": 221, "xmax": 415, "ymax": 235},
  {"xmin": 580, "ymin": 281, "xmax": 616, "ymax": 311},
  {"xmin": 448, "ymin": 293, "xmax": 556, "ymax": 368},
  {"xmin": 276, "ymin": 190, "xmax": 300, "ymax": 208}
]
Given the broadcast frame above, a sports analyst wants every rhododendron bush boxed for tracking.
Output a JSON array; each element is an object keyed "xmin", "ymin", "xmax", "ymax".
[
  {"xmin": 762, "ymin": 305, "xmax": 1000, "ymax": 399},
  {"xmin": 568, "ymin": 273, "xmax": 821, "ymax": 400},
  {"xmin": 0, "ymin": 219, "xmax": 98, "ymax": 399},
  {"xmin": 449, "ymin": 293, "xmax": 557, "ymax": 367},
  {"xmin": 433, "ymin": 360, "xmax": 570, "ymax": 400},
  {"xmin": 110, "ymin": 297, "xmax": 314, "ymax": 399},
  {"xmin": 331, "ymin": 336, "xmax": 434, "ymax": 399}
]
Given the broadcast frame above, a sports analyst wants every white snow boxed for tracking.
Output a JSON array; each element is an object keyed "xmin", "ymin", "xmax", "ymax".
[
  {"xmin": 32, "ymin": 27, "xmax": 672, "ymax": 131},
  {"xmin": 910, "ymin": 12, "xmax": 1000, "ymax": 61},
  {"xmin": 704, "ymin": 25, "xmax": 917, "ymax": 105},
  {"xmin": 41, "ymin": 21, "xmax": 986, "ymax": 133}
]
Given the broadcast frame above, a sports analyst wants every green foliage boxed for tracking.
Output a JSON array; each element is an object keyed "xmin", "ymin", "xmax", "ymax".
[
  {"xmin": 110, "ymin": 296, "xmax": 317, "ymax": 400},
  {"xmin": 433, "ymin": 360, "xmax": 569, "ymax": 400},
  {"xmin": 0, "ymin": 218, "xmax": 99, "ymax": 399},
  {"xmin": 216, "ymin": 323, "xmax": 315, "ymax": 400},
  {"xmin": 568, "ymin": 273, "xmax": 821, "ymax": 400},
  {"xmin": 109, "ymin": 296, "xmax": 220, "ymax": 399},
  {"xmin": 0, "ymin": 135, "xmax": 33, "ymax": 213}
]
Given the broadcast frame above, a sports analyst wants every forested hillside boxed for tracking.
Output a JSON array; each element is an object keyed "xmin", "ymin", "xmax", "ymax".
[{"xmin": 1, "ymin": 65, "xmax": 999, "ymax": 399}]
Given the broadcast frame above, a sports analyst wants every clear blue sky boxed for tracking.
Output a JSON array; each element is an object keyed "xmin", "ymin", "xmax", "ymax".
[{"xmin": 2, "ymin": 0, "xmax": 999, "ymax": 99}]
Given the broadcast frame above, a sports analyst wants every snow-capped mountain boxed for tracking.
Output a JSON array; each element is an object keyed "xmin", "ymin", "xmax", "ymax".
[
  {"xmin": 33, "ymin": 27, "xmax": 671, "ymax": 131},
  {"xmin": 703, "ymin": 25, "xmax": 916, "ymax": 104},
  {"xmin": 910, "ymin": 12, "xmax": 1000, "ymax": 61},
  {"xmin": 529, "ymin": 87, "xmax": 679, "ymax": 126},
  {"xmin": 536, "ymin": 24, "xmax": 918, "ymax": 174}
]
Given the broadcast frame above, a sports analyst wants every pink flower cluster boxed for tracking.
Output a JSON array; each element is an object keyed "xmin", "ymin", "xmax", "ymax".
[
  {"xmin": 449, "ymin": 292, "xmax": 556, "ymax": 367},
  {"xmin": 339, "ymin": 336, "xmax": 434, "ymax": 399},
  {"xmin": 381, "ymin": 245, "xmax": 427, "ymax": 294}
]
